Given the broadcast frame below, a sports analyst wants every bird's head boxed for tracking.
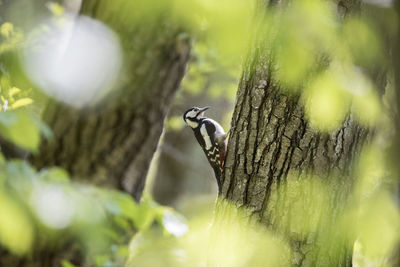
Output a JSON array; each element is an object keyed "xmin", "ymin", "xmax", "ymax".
[{"xmin": 183, "ymin": 106, "xmax": 209, "ymax": 128}]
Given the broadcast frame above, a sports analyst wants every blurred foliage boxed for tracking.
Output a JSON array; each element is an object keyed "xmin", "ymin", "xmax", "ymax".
[
  {"xmin": 0, "ymin": 157, "xmax": 187, "ymax": 266},
  {"xmin": 98, "ymin": 0, "xmax": 254, "ymax": 61},
  {"xmin": 95, "ymin": 0, "xmax": 246, "ymax": 115},
  {"xmin": 258, "ymin": 0, "xmax": 395, "ymax": 131},
  {"xmin": 182, "ymin": 42, "xmax": 239, "ymax": 101},
  {"xmin": 0, "ymin": 21, "xmax": 51, "ymax": 152},
  {"xmin": 126, "ymin": 202, "xmax": 291, "ymax": 267},
  {"xmin": 173, "ymin": 0, "xmax": 254, "ymax": 61},
  {"xmin": 0, "ymin": 22, "xmax": 23, "ymax": 54},
  {"xmin": 174, "ymin": 0, "xmax": 252, "ymax": 113},
  {"xmin": 0, "ymin": 22, "xmax": 33, "ymax": 111},
  {"xmin": 0, "ymin": 110, "xmax": 40, "ymax": 152}
]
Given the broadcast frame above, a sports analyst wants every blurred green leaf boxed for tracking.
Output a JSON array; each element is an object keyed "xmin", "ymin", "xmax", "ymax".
[
  {"xmin": 0, "ymin": 110, "xmax": 40, "ymax": 151},
  {"xmin": 357, "ymin": 192, "xmax": 400, "ymax": 259},
  {"xmin": 269, "ymin": 176, "xmax": 331, "ymax": 237},
  {"xmin": 166, "ymin": 116, "xmax": 185, "ymax": 131},
  {"xmin": 207, "ymin": 84, "xmax": 224, "ymax": 99},
  {"xmin": 46, "ymin": 2, "xmax": 65, "ymax": 16},
  {"xmin": 0, "ymin": 22, "xmax": 14, "ymax": 38},
  {"xmin": 353, "ymin": 92, "xmax": 381, "ymax": 126},
  {"xmin": 182, "ymin": 69, "xmax": 206, "ymax": 96},
  {"xmin": 342, "ymin": 19, "xmax": 381, "ymax": 65},
  {"xmin": 11, "ymin": 98, "xmax": 33, "ymax": 109},
  {"xmin": 39, "ymin": 167, "xmax": 70, "ymax": 183},
  {"xmin": 117, "ymin": 245, "xmax": 130, "ymax": 258},
  {"xmin": 134, "ymin": 198, "xmax": 159, "ymax": 231},
  {"xmin": 94, "ymin": 254, "xmax": 111, "ymax": 267},
  {"xmin": 0, "ymin": 191, "xmax": 33, "ymax": 255},
  {"xmin": 304, "ymin": 71, "xmax": 350, "ymax": 131},
  {"xmin": 8, "ymin": 87, "xmax": 21, "ymax": 97}
]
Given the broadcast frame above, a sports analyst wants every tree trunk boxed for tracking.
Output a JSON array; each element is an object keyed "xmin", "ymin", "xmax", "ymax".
[
  {"xmin": 31, "ymin": 0, "xmax": 190, "ymax": 201},
  {"xmin": 217, "ymin": 0, "xmax": 373, "ymax": 265}
]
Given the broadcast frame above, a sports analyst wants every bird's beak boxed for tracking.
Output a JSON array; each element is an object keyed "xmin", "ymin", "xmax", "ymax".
[{"xmin": 199, "ymin": 106, "xmax": 210, "ymax": 113}]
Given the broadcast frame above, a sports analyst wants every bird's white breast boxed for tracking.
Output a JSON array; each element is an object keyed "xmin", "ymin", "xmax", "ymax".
[
  {"xmin": 187, "ymin": 120, "xmax": 198, "ymax": 128},
  {"xmin": 200, "ymin": 123, "xmax": 212, "ymax": 150}
]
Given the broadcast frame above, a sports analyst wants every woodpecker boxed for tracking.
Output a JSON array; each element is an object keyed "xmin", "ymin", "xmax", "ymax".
[{"xmin": 183, "ymin": 106, "xmax": 227, "ymax": 193}]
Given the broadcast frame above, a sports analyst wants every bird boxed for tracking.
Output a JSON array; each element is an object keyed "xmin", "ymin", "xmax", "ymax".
[{"xmin": 183, "ymin": 106, "xmax": 228, "ymax": 193}]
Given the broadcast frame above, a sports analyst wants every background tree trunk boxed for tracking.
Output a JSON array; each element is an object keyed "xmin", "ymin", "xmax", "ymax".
[
  {"xmin": 30, "ymin": 0, "xmax": 190, "ymax": 201},
  {"xmin": 217, "ymin": 0, "xmax": 378, "ymax": 265}
]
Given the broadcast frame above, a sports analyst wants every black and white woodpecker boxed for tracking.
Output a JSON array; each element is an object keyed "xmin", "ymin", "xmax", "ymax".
[{"xmin": 183, "ymin": 106, "xmax": 227, "ymax": 193}]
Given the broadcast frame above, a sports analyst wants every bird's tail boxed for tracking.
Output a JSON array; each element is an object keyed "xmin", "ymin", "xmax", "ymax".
[{"xmin": 213, "ymin": 166, "xmax": 222, "ymax": 195}]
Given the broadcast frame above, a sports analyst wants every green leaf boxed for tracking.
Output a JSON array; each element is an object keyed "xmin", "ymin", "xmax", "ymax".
[
  {"xmin": 6, "ymin": 160, "xmax": 37, "ymax": 181},
  {"xmin": 0, "ymin": 22, "xmax": 13, "ymax": 38},
  {"xmin": 11, "ymin": 98, "xmax": 33, "ymax": 109},
  {"xmin": 8, "ymin": 87, "xmax": 21, "ymax": 97},
  {"xmin": 94, "ymin": 254, "xmax": 111, "ymax": 267},
  {"xmin": 0, "ymin": 111, "xmax": 40, "ymax": 152},
  {"xmin": 117, "ymin": 245, "xmax": 130, "ymax": 258},
  {"xmin": 110, "ymin": 193, "xmax": 160, "ymax": 231},
  {"xmin": 113, "ymin": 216, "xmax": 131, "ymax": 230},
  {"xmin": 5, "ymin": 160, "xmax": 37, "ymax": 194},
  {"xmin": 39, "ymin": 167, "xmax": 69, "ymax": 182},
  {"xmin": 106, "ymin": 191, "xmax": 138, "ymax": 217},
  {"xmin": 166, "ymin": 116, "xmax": 184, "ymax": 131},
  {"xmin": 46, "ymin": 2, "xmax": 65, "ymax": 16},
  {"xmin": 133, "ymin": 197, "xmax": 160, "ymax": 231},
  {"xmin": 0, "ymin": 191, "xmax": 33, "ymax": 255}
]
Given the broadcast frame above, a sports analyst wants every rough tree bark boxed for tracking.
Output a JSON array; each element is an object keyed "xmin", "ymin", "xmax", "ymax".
[
  {"xmin": 30, "ymin": 0, "xmax": 190, "ymax": 201},
  {"xmin": 217, "ymin": 0, "xmax": 377, "ymax": 266}
]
